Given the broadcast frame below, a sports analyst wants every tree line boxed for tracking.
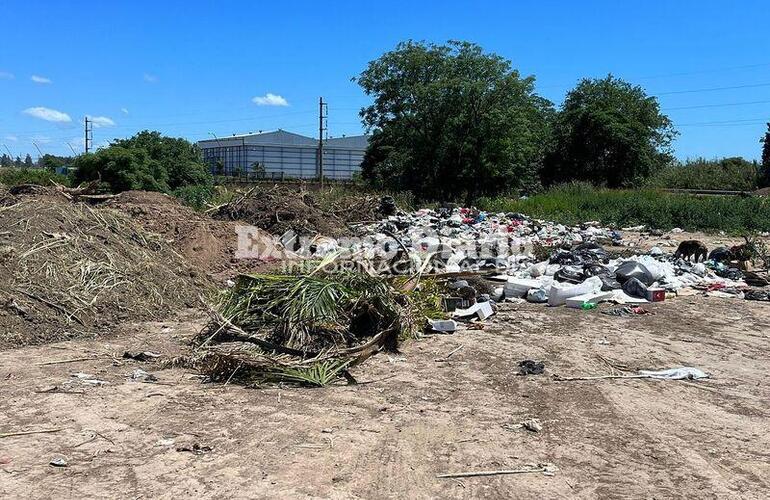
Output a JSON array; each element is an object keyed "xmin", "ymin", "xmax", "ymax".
[{"xmin": 357, "ymin": 40, "xmax": 770, "ymax": 201}]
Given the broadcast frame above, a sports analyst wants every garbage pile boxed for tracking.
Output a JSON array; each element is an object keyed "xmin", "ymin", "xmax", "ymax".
[{"xmin": 302, "ymin": 206, "xmax": 769, "ymax": 310}]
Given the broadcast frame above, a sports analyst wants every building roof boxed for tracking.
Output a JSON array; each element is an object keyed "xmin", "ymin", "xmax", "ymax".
[{"xmin": 199, "ymin": 129, "xmax": 369, "ymax": 150}]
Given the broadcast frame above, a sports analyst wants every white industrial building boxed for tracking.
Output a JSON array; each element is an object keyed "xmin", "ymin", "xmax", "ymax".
[{"xmin": 197, "ymin": 130, "xmax": 369, "ymax": 180}]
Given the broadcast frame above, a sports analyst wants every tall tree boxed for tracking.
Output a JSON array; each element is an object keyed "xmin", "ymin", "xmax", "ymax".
[
  {"xmin": 543, "ymin": 75, "xmax": 677, "ymax": 188},
  {"xmin": 0, "ymin": 154, "xmax": 11, "ymax": 168},
  {"xmin": 23, "ymin": 154, "xmax": 34, "ymax": 168},
  {"xmin": 356, "ymin": 40, "xmax": 554, "ymax": 201},
  {"xmin": 761, "ymin": 122, "xmax": 770, "ymax": 187},
  {"xmin": 110, "ymin": 131, "xmax": 210, "ymax": 190}
]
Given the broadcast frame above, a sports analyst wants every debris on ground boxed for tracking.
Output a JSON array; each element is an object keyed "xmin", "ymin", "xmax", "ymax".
[
  {"xmin": 437, "ymin": 462, "xmax": 558, "ymax": 478},
  {"xmin": 49, "ymin": 456, "xmax": 68, "ymax": 467},
  {"xmin": 189, "ymin": 261, "xmax": 419, "ymax": 386},
  {"xmin": 122, "ymin": 351, "xmax": 161, "ymax": 362},
  {"xmin": 130, "ymin": 368, "xmax": 158, "ymax": 382},
  {"xmin": 555, "ymin": 366, "xmax": 708, "ymax": 382},
  {"xmin": 518, "ymin": 359, "xmax": 545, "ymax": 376}
]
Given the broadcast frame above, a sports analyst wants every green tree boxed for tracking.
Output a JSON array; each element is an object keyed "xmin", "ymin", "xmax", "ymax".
[
  {"xmin": 356, "ymin": 40, "xmax": 554, "ymax": 201},
  {"xmin": 39, "ymin": 154, "xmax": 72, "ymax": 172},
  {"xmin": 761, "ymin": 122, "xmax": 770, "ymax": 187},
  {"xmin": 0, "ymin": 154, "xmax": 11, "ymax": 168},
  {"xmin": 110, "ymin": 130, "xmax": 210, "ymax": 189},
  {"xmin": 544, "ymin": 75, "xmax": 677, "ymax": 188},
  {"xmin": 647, "ymin": 156, "xmax": 758, "ymax": 191},
  {"xmin": 23, "ymin": 154, "xmax": 34, "ymax": 168},
  {"xmin": 72, "ymin": 147, "xmax": 169, "ymax": 192}
]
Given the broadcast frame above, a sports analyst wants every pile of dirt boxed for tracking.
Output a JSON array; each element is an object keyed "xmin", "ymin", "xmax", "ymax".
[
  {"xmin": 105, "ymin": 191, "xmax": 276, "ymax": 280},
  {"xmin": 0, "ymin": 192, "xmax": 209, "ymax": 348},
  {"xmin": 212, "ymin": 185, "xmax": 350, "ymax": 237}
]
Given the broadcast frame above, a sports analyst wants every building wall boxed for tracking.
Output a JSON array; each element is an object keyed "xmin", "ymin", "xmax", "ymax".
[{"xmin": 199, "ymin": 131, "xmax": 367, "ymax": 180}]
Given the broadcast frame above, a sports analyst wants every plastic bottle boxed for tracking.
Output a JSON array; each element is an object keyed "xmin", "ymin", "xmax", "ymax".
[{"xmin": 580, "ymin": 302, "xmax": 597, "ymax": 310}]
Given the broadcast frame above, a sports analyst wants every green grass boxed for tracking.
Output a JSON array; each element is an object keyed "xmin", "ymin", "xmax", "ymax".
[
  {"xmin": 476, "ymin": 182, "xmax": 770, "ymax": 233},
  {"xmin": 0, "ymin": 168, "xmax": 71, "ymax": 187}
]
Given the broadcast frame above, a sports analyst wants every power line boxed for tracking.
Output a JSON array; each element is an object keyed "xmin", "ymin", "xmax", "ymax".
[
  {"xmin": 655, "ymin": 82, "xmax": 770, "ymax": 96},
  {"xmin": 663, "ymin": 99, "xmax": 770, "ymax": 111}
]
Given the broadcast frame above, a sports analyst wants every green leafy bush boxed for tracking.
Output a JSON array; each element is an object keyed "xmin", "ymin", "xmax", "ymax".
[
  {"xmin": 477, "ymin": 182, "xmax": 770, "ymax": 233},
  {"xmin": 0, "ymin": 168, "xmax": 71, "ymax": 187},
  {"xmin": 646, "ymin": 157, "xmax": 759, "ymax": 191}
]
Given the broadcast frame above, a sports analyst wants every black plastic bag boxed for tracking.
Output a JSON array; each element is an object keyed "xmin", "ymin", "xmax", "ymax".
[
  {"xmin": 622, "ymin": 277, "xmax": 648, "ymax": 299},
  {"xmin": 573, "ymin": 242, "xmax": 608, "ymax": 263},
  {"xmin": 554, "ymin": 265, "xmax": 585, "ymax": 284},
  {"xmin": 708, "ymin": 246, "xmax": 732, "ymax": 263},
  {"xmin": 615, "ymin": 261, "xmax": 655, "ymax": 286}
]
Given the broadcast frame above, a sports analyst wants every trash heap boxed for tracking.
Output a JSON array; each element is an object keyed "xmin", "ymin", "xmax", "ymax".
[{"xmin": 331, "ymin": 206, "xmax": 768, "ymax": 309}]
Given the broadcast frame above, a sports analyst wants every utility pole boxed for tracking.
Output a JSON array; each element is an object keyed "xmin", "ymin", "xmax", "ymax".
[
  {"xmin": 318, "ymin": 97, "xmax": 327, "ymax": 187},
  {"xmin": 84, "ymin": 116, "xmax": 93, "ymax": 153}
]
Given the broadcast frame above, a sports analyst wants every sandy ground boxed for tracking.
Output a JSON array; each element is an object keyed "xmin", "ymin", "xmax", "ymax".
[{"xmin": 2, "ymin": 296, "xmax": 770, "ymax": 499}]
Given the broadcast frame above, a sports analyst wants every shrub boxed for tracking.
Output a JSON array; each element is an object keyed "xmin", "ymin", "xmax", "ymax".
[
  {"xmin": 477, "ymin": 183, "xmax": 770, "ymax": 233},
  {"xmin": 0, "ymin": 167, "xmax": 70, "ymax": 187}
]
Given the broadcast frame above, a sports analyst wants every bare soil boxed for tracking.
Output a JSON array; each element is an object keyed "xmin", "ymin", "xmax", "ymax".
[{"xmin": 2, "ymin": 296, "xmax": 769, "ymax": 499}]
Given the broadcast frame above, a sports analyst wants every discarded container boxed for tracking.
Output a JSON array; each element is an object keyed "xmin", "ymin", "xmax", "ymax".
[
  {"xmin": 526, "ymin": 287, "xmax": 548, "ymax": 303},
  {"xmin": 565, "ymin": 291, "xmax": 613, "ymax": 309},
  {"xmin": 548, "ymin": 276, "xmax": 603, "ymax": 306},
  {"xmin": 453, "ymin": 301, "xmax": 495, "ymax": 320},
  {"xmin": 645, "ymin": 287, "xmax": 666, "ymax": 302},
  {"xmin": 442, "ymin": 297, "xmax": 472, "ymax": 312},
  {"xmin": 580, "ymin": 302, "xmax": 597, "ymax": 310},
  {"xmin": 427, "ymin": 318, "xmax": 458, "ymax": 333},
  {"xmin": 504, "ymin": 278, "xmax": 543, "ymax": 298}
]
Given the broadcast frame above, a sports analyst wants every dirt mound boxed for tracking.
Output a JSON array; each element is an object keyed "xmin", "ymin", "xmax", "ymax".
[
  {"xmin": 212, "ymin": 185, "xmax": 389, "ymax": 237},
  {"xmin": 212, "ymin": 185, "xmax": 348, "ymax": 237},
  {"xmin": 754, "ymin": 187, "xmax": 770, "ymax": 197},
  {"xmin": 106, "ymin": 191, "xmax": 276, "ymax": 280},
  {"xmin": 0, "ymin": 195, "xmax": 210, "ymax": 348}
]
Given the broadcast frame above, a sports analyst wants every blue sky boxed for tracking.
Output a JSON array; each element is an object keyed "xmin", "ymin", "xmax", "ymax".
[{"xmin": 1, "ymin": 0, "xmax": 769, "ymax": 161}]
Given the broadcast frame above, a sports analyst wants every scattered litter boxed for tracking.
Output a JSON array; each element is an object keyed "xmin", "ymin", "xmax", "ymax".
[
  {"xmin": 521, "ymin": 418, "xmax": 543, "ymax": 433},
  {"xmin": 638, "ymin": 367, "xmax": 708, "ymax": 380},
  {"xmin": 176, "ymin": 443, "xmax": 212, "ymax": 455},
  {"xmin": 602, "ymin": 306, "xmax": 650, "ymax": 317},
  {"xmin": 427, "ymin": 318, "xmax": 457, "ymax": 333},
  {"xmin": 518, "ymin": 359, "xmax": 545, "ymax": 376},
  {"xmin": 565, "ymin": 291, "xmax": 613, "ymax": 309},
  {"xmin": 49, "ymin": 456, "xmax": 68, "ymax": 467},
  {"xmin": 122, "ymin": 351, "xmax": 161, "ymax": 362},
  {"xmin": 155, "ymin": 438, "xmax": 176, "ymax": 447},
  {"xmin": 555, "ymin": 366, "xmax": 708, "ymax": 382},
  {"xmin": 0, "ymin": 428, "xmax": 63, "ymax": 439},
  {"xmin": 130, "ymin": 368, "xmax": 158, "ymax": 383},
  {"xmin": 71, "ymin": 372, "xmax": 109, "ymax": 385},
  {"xmin": 453, "ymin": 301, "xmax": 494, "ymax": 320},
  {"xmin": 437, "ymin": 463, "xmax": 558, "ymax": 479}
]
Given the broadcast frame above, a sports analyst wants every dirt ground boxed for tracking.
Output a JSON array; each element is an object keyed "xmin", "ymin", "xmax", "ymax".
[{"xmin": 2, "ymin": 296, "xmax": 769, "ymax": 499}]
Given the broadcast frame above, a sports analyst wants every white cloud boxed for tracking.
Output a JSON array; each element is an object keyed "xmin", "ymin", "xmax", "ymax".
[
  {"xmin": 0, "ymin": 71, "xmax": 14, "ymax": 80},
  {"xmin": 143, "ymin": 73, "xmax": 158, "ymax": 83},
  {"xmin": 31, "ymin": 75, "xmax": 52, "ymax": 84},
  {"xmin": 121, "ymin": 107, "xmax": 129, "ymax": 115},
  {"xmin": 252, "ymin": 93, "xmax": 289, "ymax": 106},
  {"xmin": 4, "ymin": 135, "xmax": 18, "ymax": 142},
  {"xmin": 23, "ymin": 106, "xmax": 72, "ymax": 123},
  {"xmin": 88, "ymin": 115, "xmax": 115, "ymax": 128}
]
